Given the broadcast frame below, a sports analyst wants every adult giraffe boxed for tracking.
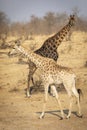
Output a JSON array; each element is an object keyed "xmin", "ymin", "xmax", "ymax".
[
  {"xmin": 9, "ymin": 44, "xmax": 82, "ymax": 119},
  {"xmin": 27, "ymin": 15, "xmax": 75, "ymax": 97}
]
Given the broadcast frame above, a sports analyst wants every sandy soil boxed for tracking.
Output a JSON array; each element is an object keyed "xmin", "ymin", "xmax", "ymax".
[{"xmin": 0, "ymin": 31, "xmax": 87, "ymax": 130}]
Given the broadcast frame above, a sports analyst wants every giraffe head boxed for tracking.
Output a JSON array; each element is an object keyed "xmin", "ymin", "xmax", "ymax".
[
  {"xmin": 8, "ymin": 45, "xmax": 22, "ymax": 57},
  {"xmin": 8, "ymin": 44, "xmax": 30, "ymax": 58},
  {"xmin": 68, "ymin": 15, "xmax": 75, "ymax": 26}
]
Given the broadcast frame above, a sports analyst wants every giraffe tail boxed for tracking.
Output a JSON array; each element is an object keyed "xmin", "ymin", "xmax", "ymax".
[{"xmin": 77, "ymin": 89, "xmax": 83, "ymax": 101}]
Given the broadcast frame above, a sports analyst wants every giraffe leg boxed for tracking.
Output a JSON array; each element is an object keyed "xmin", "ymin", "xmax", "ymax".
[
  {"xmin": 72, "ymin": 87, "xmax": 82, "ymax": 118},
  {"xmin": 67, "ymin": 95, "xmax": 73, "ymax": 119},
  {"xmin": 27, "ymin": 73, "xmax": 35, "ymax": 97},
  {"xmin": 49, "ymin": 84, "xmax": 56, "ymax": 97},
  {"xmin": 27, "ymin": 73, "xmax": 31, "ymax": 97},
  {"xmin": 39, "ymin": 86, "xmax": 48, "ymax": 119},
  {"xmin": 51, "ymin": 85, "xmax": 65, "ymax": 119},
  {"xmin": 63, "ymin": 81, "xmax": 73, "ymax": 119},
  {"xmin": 55, "ymin": 94, "xmax": 65, "ymax": 119},
  {"xmin": 65, "ymin": 78, "xmax": 82, "ymax": 119},
  {"xmin": 27, "ymin": 63, "xmax": 37, "ymax": 97}
]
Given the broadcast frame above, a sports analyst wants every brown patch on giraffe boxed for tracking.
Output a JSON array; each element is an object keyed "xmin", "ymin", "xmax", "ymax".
[{"xmin": 58, "ymin": 39, "xmax": 62, "ymax": 43}]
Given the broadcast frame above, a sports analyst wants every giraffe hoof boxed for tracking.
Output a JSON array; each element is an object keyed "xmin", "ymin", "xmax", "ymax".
[
  {"xmin": 25, "ymin": 95, "xmax": 31, "ymax": 98},
  {"xmin": 59, "ymin": 117, "xmax": 64, "ymax": 120},
  {"xmin": 77, "ymin": 114, "xmax": 83, "ymax": 118},
  {"xmin": 39, "ymin": 115, "xmax": 44, "ymax": 119},
  {"xmin": 26, "ymin": 94, "xmax": 31, "ymax": 98},
  {"xmin": 66, "ymin": 116, "xmax": 70, "ymax": 119},
  {"xmin": 39, "ymin": 113, "xmax": 45, "ymax": 119}
]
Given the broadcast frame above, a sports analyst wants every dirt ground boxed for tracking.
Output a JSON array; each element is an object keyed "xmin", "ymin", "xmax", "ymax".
[{"xmin": 0, "ymin": 32, "xmax": 87, "ymax": 130}]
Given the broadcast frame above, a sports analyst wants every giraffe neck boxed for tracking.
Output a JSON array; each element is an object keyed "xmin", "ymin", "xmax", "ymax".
[
  {"xmin": 53, "ymin": 22, "xmax": 73, "ymax": 47},
  {"xmin": 15, "ymin": 45, "xmax": 47, "ymax": 69}
]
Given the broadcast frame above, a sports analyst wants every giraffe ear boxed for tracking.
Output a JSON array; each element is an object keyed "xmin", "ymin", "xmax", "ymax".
[
  {"xmin": 69, "ymin": 15, "xmax": 73, "ymax": 20},
  {"xmin": 73, "ymin": 14, "xmax": 75, "ymax": 18}
]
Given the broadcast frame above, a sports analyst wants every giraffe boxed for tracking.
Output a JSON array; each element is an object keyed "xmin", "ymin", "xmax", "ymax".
[
  {"xmin": 8, "ymin": 15, "xmax": 75, "ymax": 97},
  {"xmin": 9, "ymin": 45, "xmax": 82, "ymax": 119},
  {"xmin": 27, "ymin": 15, "xmax": 75, "ymax": 97}
]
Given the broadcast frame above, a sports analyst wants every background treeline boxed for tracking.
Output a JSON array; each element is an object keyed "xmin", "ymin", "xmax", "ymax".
[{"xmin": 0, "ymin": 10, "xmax": 87, "ymax": 38}]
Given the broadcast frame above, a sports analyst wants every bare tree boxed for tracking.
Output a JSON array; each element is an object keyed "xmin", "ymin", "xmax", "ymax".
[
  {"xmin": 9, "ymin": 11, "xmax": 87, "ymax": 36},
  {"xmin": 0, "ymin": 11, "xmax": 9, "ymax": 34},
  {"xmin": 43, "ymin": 12, "xmax": 56, "ymax": 34}
]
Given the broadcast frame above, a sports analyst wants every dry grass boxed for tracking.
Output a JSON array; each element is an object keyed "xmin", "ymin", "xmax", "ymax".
[{"xmin": 0, "ymin": 31, "xmax": 87, "ymax": 130}]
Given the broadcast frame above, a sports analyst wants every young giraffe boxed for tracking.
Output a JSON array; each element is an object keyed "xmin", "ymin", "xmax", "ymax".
[
  {"xmin": 27, "ymin": 15, "xmax": 75, "ymax": 97},
  {"xmin": 9, "ymin": 45, "xmax": 82, "ymax": 119}
]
